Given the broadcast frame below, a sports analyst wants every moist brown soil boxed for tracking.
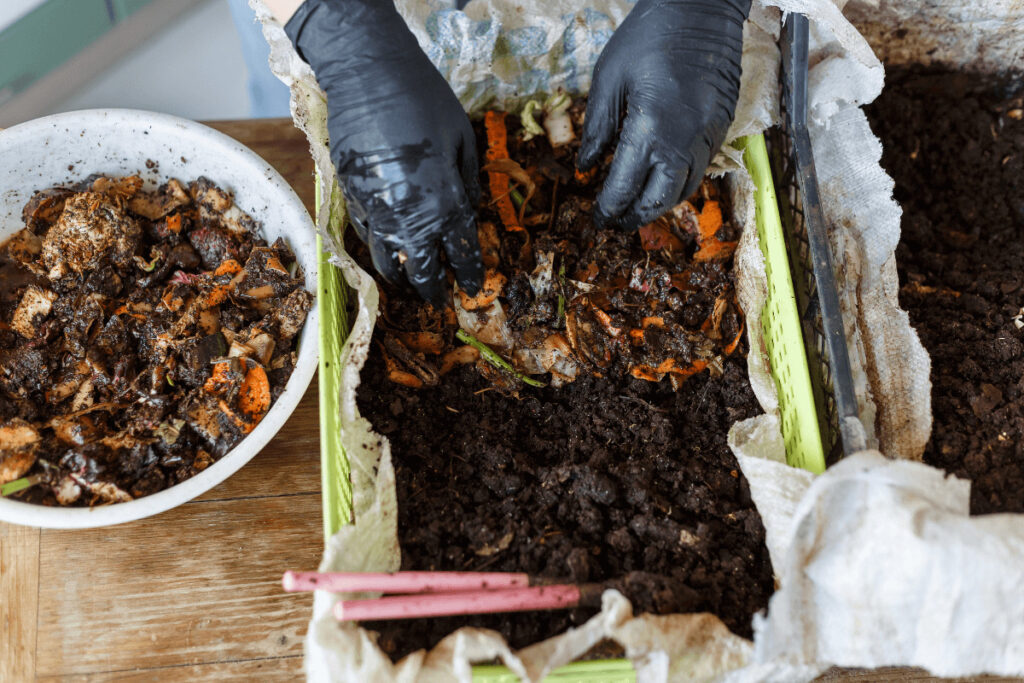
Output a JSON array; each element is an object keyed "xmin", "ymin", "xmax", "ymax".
[
  {"xmin": 866, "ymin": 66, "xmax": 1024, "ymax": 514},
  {"xmin": 357, "ymin": 346, "xmax": 770, "ymax": 658}
]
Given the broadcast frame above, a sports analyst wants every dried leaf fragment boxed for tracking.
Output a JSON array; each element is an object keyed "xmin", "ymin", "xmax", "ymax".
[
  {"xmin": 639, "ymin": 218, "xmax": 684, "ymax": 252},
  {"xmin": 474, "ymin": 531, "xmax": 515, "ymax": 557}
]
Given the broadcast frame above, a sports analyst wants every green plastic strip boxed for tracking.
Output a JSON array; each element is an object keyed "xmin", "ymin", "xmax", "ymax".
[
  {"xmin": 473, "ymin": 659, "xmax": 635, "ymax": 682},
  {"xmin": 736, "ymin": 134, "xmax": 826, "ymax": 474},
  {"xmin": 316, "ymin": 177, "xmax": 354, "ymax": 541}
]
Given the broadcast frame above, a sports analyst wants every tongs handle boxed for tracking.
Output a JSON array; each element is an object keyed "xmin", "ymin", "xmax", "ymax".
[{"xmin": 780, "ymin": 14, "xmax": 867, "ymax": 457}]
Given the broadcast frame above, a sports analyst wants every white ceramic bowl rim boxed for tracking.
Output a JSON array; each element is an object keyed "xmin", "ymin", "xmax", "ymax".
[{"xmin": 0, "ymin": 109, "xmax": 318, "ymax": 528}]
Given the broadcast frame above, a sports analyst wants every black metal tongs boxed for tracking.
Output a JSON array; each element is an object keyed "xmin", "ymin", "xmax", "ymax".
[{"xmin": 773, "ymin": 13, "xmax": 867, "ymax": 462}]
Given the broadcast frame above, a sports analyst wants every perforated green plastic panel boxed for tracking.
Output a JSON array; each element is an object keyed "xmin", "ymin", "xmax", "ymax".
[
  {"xmin": 316, "ymin": 178, "xmax": 353, "ymax": 541},
  {"xmin": 474, "ymin": 659, "xmax": 635, "ymax": 682},
  {"xmin": 735, "ymin": 134, "xmax": 826, "ymax": 474}
]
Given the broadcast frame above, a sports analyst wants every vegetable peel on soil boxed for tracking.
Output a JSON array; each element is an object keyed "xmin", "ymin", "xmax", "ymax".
[
  {"xmin": 0, "ymin": 175, "xmax": 312, "ymax": 506},
  {"xmin": 373, "ymin": 108, "xmax": 745, "ymax": 395},
  {"xmin": 519, "ymin": 93, "xmax": 574, "ymax": 148},
  {"xmin": 1, "ymin": 474, "xmax": 42, "ymax": 497}
]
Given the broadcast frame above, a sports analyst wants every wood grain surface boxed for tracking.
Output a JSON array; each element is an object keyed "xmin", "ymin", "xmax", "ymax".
[
  {"xmin": 35, "ymin": 495, "xmax": 319, "ymax": 676},
  {"xmin": 1, "ymin": 523, "xmax": 39, "ymax": 681},
  {"xmin": 0, "ymin": 119, "xmax": 1015, "ymax": 682}
]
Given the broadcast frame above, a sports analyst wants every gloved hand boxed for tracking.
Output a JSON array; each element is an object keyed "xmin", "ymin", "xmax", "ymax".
[
  {"xmin": 285, "ymin": 0, "xmax": 482, "ymax": 304},
  {"xmin": 578, "ymin": 0, "xmax": 752, "ymax": 231}
]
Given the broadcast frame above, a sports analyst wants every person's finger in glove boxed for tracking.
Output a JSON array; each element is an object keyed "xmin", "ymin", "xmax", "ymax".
[
  {"xmin": 284, "ymin": 0, "xmax": 483, "ymax": 305},
  {"xmin": 578, "ymin": 0, "xmax": 752, "ymax": 232}
]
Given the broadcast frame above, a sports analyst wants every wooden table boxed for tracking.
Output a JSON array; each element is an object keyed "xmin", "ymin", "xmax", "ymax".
[{"xmin": 0, "ymin": 119, "xmax": 1010, "ymax": 682}]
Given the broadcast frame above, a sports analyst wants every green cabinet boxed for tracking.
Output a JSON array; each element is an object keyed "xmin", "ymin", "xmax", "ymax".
[
  {"xmin": 0, "ymin": 0, "xmax": 159, "ymax": 106},
  {"xmin": 111, "ymin": 0, "xmax": 157, "ymax": 21}
]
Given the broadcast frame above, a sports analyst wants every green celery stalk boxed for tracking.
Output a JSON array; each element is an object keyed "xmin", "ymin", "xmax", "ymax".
[{"xmin": 455, "ymin": 329, "xmax": 546, "ymax": 388}]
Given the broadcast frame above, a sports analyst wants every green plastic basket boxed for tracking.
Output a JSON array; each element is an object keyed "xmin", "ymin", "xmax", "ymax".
[
  {"xmin": 316, "ymin": 181, "xmax": 353, "ymax": 541},
  {"xmin": 737, "ymin": 134, "xmax": 827, "ymax": 474},
  {"xmin": 473, "ymin": 659, "xmax": 636, "ymax": 682},
  {"xmin": 314, "ymin": 132, "xmax": 823, "ymax": 680}
]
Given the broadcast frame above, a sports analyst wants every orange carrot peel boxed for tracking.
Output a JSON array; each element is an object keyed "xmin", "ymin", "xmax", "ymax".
[
  {"xmin": 399, "ymin": 331, "xmax": 446, "ymax": 356},
  {"xmin": 203, "ymin": 361, "xmax": 233, "ymax": 395},
  {"xmin": 214, "ymin": 259, "xmax": 242, "ymax": 276},
  {"xmin": 724, "ymin": 321, "xmax": 745, "ymax": 356},
  {"xmin": 457, "ymin": 269, "xmax": 507, "ymax": 311},
  {"xmin": 381, "ymin": 346, "xmax": 425, "ymax": 389},
  {"xmin": 238, "ymin": 365, "xmax": 271, "ymax": 425},
  {"xmin": 693, "ymin": 201, "xmax": 737, "ymax": 262},
  {"xmin": 439, "ymin": 345, "xmax": 480, "ymax": 375},
  {"xmin": 484, "ymin": 111, "xmax": 532, "ymax": 256},
  {"xmin": 484, "ymin": 112, "xmax": 519, "ymax": 230}
]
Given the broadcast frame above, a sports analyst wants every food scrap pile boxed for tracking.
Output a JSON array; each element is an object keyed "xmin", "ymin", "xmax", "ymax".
[
  {"xmin": 376, "ymin": 104, "xmax": 744, "ymax": 394},
  {"xmin": 0, "ymin": 175, "xmax": 311, "ymax": 505},
  {"xmin": 354, "ymin": 98, "xmax": 772, "ymax": 656}
]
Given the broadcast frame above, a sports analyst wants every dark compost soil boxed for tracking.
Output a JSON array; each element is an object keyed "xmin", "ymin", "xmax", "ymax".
[
  {"xmin": 357, "ymin": 345, "xmax": 769, "ymax": 657},
  {"xmin": 866, "ymin": 67, "xmax": 1024, "ymax": 514},
  {"xmin": 351, "ymin": 106, "xmax": 773, "ymax": 659}
]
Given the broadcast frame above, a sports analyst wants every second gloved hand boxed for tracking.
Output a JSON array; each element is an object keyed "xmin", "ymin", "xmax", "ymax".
[
  {"xmin": 285, "ymin": 0, "xmax": 482, "ymax": 304},
  {"xmin": 578, "ymin": 0, "xmax": 752, "ymax": 231}
]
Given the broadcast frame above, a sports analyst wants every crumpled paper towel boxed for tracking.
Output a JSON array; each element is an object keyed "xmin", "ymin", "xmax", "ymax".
[
  {"xmin": 845, "ymin": 0, "xmax": 1024, "ymax": 75},
  {"xmin": 752, "ymin": 450, "xmax": 1024, "ymax": 678},
  {"xmin": 247, "ymin": 0, "xmax": 1024, "ymax": 679}
]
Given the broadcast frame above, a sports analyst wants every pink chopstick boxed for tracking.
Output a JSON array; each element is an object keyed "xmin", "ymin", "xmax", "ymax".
[
  {"xmin": 333, "ymin": 584, "xmax": 582, "ymax": 621},
  {"xmin": 282, "ymin": 570, "xmax": 531, "ymax": 594}
]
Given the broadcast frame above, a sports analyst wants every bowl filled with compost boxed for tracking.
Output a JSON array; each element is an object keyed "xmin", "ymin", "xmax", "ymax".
[{"xmin": 0, "ymin": 109, "xmax": 318, "ymax": 528}]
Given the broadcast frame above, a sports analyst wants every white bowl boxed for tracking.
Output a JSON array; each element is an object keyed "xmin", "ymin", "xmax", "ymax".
[{"xmin": 0, "ymin": 109, "xmax": 318, "ymax": 528}]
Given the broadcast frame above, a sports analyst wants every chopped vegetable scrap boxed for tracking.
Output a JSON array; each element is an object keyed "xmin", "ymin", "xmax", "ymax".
[
  {"xmin": 0, "ymin": 175, "xmax": 312, "ymax": 506},
  {"xmin": 372, "ymin": 103, "xmax": 744, "ymax": 393}
]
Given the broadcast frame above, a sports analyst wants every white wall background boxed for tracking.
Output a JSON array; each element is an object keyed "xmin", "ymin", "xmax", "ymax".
[
  {"xmin": 50, "ymin": 0, "xmax": 251, "ymax": 120},
  {"xmin": 0, "ymin": 0, "xmax": 47, "ymax": 32}
]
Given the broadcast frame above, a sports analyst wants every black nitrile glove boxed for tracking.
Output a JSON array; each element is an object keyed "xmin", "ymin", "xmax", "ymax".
[
  {"xmin": 285, "ymin": 0, "xmax": 482, "ymax": 304},
  {"xmin": 578, "ymin": 0, "xmax": 752, "ymax": 231}
]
